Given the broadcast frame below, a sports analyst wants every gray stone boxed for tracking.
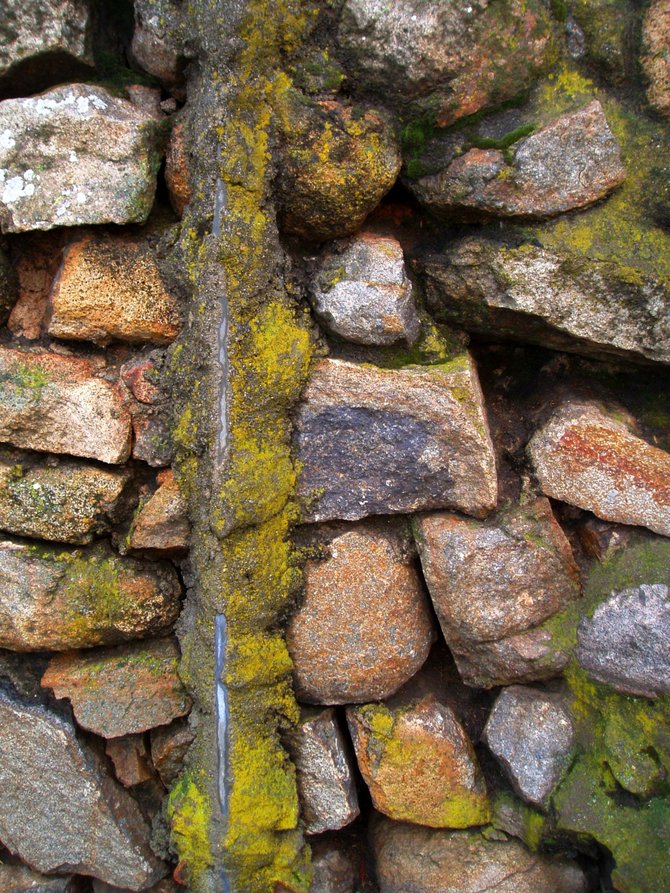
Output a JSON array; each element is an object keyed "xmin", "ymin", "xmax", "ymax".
[
  {"xmin": 410, "ymin": 102, "xmax": 625, "ymax": 220},
  {"xmin": 0, "ymin": 85, "xmax": 161, "ymax": 233},
  {"xmin": 0, "ymin": 686, "xmax": 166, "ymax": 890},
  {"xmin": 131, "ymin": 0, "xmax": 185, "ymax": 85},
  {"xmin": 422, "ymin": 236, "xmax": 670, "ymax": 365},
  {"xmin": 310, "ymin": 839, "xmax": 358, "ymax": 893},
  {"xmin": 295, "ymin": 356, "xmax": 497, "ymax": 523},
  {"xmin": 309, "ymin": 231, "xmax": 420, "ymax": 346},
  {"xmin": 577, "ymin": 584, "xmax": 670, "ymax": 698},
  {"xmin": 0, "ymin": 864, "xmax": 71, "ymax": 893},
  {"xmin": 289, "ymin": 708, "xmax": 359, "ymax": 835},
  {"xmin": 370, "ymin": 816, "xmax": 589, "ymax": 893},
  {"xmin": 484, "ymin": 686, "xmax": 575, "ymax": 809},
  {"xmin": 528, "ymin": 401, "xmax": 670, "ymax": 537}
]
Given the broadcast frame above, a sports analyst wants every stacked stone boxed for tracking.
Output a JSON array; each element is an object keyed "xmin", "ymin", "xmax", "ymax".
[{"xmin": 0, "ymin": 3, "xmax": 193, "ymax": 891}]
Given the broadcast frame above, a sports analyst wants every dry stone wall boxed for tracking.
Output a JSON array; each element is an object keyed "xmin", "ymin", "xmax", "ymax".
[{"xmin": 0, "ymin": 2, "xmax": 670, "ymax": 893}]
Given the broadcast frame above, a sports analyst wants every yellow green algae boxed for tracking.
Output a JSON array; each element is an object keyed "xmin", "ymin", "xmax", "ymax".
[{"xmin": 166, "ymin": 2, "xmax": 320, "ymax": 891}]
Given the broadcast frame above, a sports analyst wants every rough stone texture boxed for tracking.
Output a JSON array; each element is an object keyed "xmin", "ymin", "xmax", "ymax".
[
  {"xmin": 8, "ymin": 231, "xmax": 66, "ymax": 340},
  {"xmin": 131, "ymin": 0, "xmax": 185, "ymax": 85},
  {"xmin": 528, "ymin": 401, "xmax": 670, "ymax": 537},
  {"xmin": 484, "ymin": 686, "xmax": 575, "ymax": 809},
  {"xmin": 42, "ymin": 637, "xmax": 191, "ymax": 738},
  {"xmin": 569, "ymin": 0, "xmax": 635, "ymax": 81},
  {"xmin": 0, "ymin": 347, "xmax": 131, "ymax": 465},
  {"xmin": 642, "ymin": 0, "xmax": 670, "ymax": 118},
  {"xmin": 422, "ymin": 236, "xmax": 670, "ymax": 365},
  {"xmin": 295, "ymin": 356, "xmax": 497, "ymax": 523},
  {"xmin": 309, "ymin": 231, "xmax": 420, "ymax": 346},
  {"xmin": 370, "ymin": 817, "xmax": 588, "ymax": 893},
  {"xmin": 289, "ymin": 708, "xmax": 360, "ymax": 834},
  {"xmin": 577, "ymin": 584, "xmax": 670, "ymax": 698},
  {"xmin": 121, "ymin": 352, "xmax": 174, "ymax": 468},
  {"xmin": 106, "ymin": 735, "xmax": 155, "ymax": 788},
  {"xmin": 337, "ymin": 0, "xmax": 554, "ymax": 125},
  {"xmin": 0, "ymin": 455, "xmax": 129, "ymax": 544},
  {"xmin": 0, "ymin": 685, "xmax": 166, "ymax": 890},
  {"xmin": 129, "ymin": 469, "xmax": 189, "ymax": 553},
  {"xmin": 287, "ymin": 523, "xmax": 434, "ymax": 704},
  {"xmin": 0, "ymin": 85, "xmax": 160, "ymax": 233},
  {"xmin": 49, "ymin": 234, "xmax": 181, "ymax": 346},
  {"xmin": 165, "ymin": 122, "xmax": 191, "ymax": 216},
  {"xmin": 277, "ymin": 93, "xmax": 401, "ymax": 241},
  {"xmin": 414, "ymin": 498, "xmax": 579, "ymax": 685},
  {"xmin": 0, "ymin": 864, "xmax": 71, "ymax": 893},
  {"xmin": 411, "ymin": 102, "xmax": 625, "ymax": 220},
  {"xmin": 0, "ymin": 538, "xmax": 181, "ymax": 651},
  {"xmin": 150, "ymin": 719, "xmax": 194, "ymax": 787},
  {"xmin": 0, "ymin": 1, "xmax": 92, "ymax": 87},
  {"xmin": 309, "ymin": 839, "xmax": 358, "ymax": 893},
  {"xmin": 347, "ymin": 696, "xmax": 490, "ymax": 828}
]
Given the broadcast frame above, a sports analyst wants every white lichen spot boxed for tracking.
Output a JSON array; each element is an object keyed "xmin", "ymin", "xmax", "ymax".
[
  {"xmin": 0, "ymin": 130, "xmax": 15, "ymax": 150},
  {"xmin": 76, "ymin": 96, "xmax": 91, "ymax": 114},
  {"xmin": 2, "ymin": 174, "xmax": 36, "ymax": 204},
  {"xmin": 69, "ymin": 151, "xmax": 78, "ymax": 163},
  {"xmin": 76, "ymin": 192, "xmax": 87, "ymax": 204},
  {"xmin": 90, "ymin": 95, "xmax": 108, "ymax": 111}
]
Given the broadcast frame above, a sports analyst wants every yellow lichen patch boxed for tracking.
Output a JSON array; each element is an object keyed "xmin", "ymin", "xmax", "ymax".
[{"xmin": 168, "ymin": 772, "xmax": 214, "ymax": 887}]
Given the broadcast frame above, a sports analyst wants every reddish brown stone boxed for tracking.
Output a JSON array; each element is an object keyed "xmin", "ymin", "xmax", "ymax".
[
  {"xmin": 165, "ymin": 122, "xmax": 192, "ymax": 217},
  {"xmin": 121, "ymin": 354, "xmax": 162, "ymax": 405},
  {"xmin": 7, "ymin": 230, "xmax": 66, "ymax": 340},
  {"xmin": 42, "ymin": 638, "xmax": 191, "ymax": 738},
  {"xmin": 49, "ymin": 234, "xmax": 181, "ymax": 346},
  {"xmin": 287, "ymin": 522, "xmax": 435, "ymax": 704},
  {"xmin": 642, "ymin": 0, "xmax": 670, "ymax": 117},
  {"xmin": 150, "ymin": 719, "xmax": 194, "ymax": 787},
  {"xmin": 106, "ymin": 734, "xmax": 155, "ymax": 787},
  {"xmin": 130, "ymin": 469, "xmax": 189, "ymax": 553}
]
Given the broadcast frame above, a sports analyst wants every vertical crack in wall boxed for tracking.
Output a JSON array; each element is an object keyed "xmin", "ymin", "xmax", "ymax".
[{"xmin": 166, "ymin": 2, "xmax": 316, "ymax": 892}]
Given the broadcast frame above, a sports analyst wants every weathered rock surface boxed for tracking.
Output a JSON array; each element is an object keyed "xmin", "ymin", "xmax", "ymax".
[
  {"xmin": 129, "ymin": 469, "xmax": 189, "ymax": 553},
  {"xmin": 0, "ymin": 686, "xmax": 165, "ymax": 889},
  {"xmin": 106, "ymin": 735, "xmax": 155, "ymax": 788},
  {"xmin": 410, "ymin": 102, "xmax": 625, "ymax": 220},
  {"xmin": 422, "ymin": 237, "xmax": 670, "ymax": 365},
  {"xmin": 287, "ymin": 523, "xmax": 434, "ymax": 704},
  {"xmin": 0, "ymin": 455, "xmax": 129, "ymax": 544},
  {"xmin": 42, "ymin": 638, "xmax": 191, "ymax": 737},
  {"xmin": 415, "ymin": 498, "xmax": 579, "ymax": 686},
  {"xmin": 7, "ymin": 230, "xmax": 63, "ymax": 340},
  {"xmin": 347, "ymin": 696, "xmax": 490, "ymax": 828},
  {"xmin": 337, "ymin": 0, "xmax": 554, "ymax": 126},
  {"xmin": 642, "ymin": 0, "xmax": 670, "ymax": 118},
  {"xmin": 569, "ymin": 0, "xmax": 635, "ymax": 81},
  {"xmin": 0, "ymin": 237, "xmax": 17, "ymax": 325},
  {"xmin": 0, "ymin": 864, "xmax": 71, "ymax": 893},
  {"xmin": 0, "ymin": 85, "xmax": 160, "ymax": 233},
  {"xmin": 150, "ymin": 719, "xmax": 194, "ymax": 787},
  {"xmin": 277, "ymin": 93, "xmax": 401, "ymax": 241},
  {"xmin": 0, "ymin": 348, "xmax": 131, "ymax": 464},
  {"xmin": 309, "ymin": 231, "xmax": 419, "ymax": 346},
  {"xmin": 121, "ymin": 352, "xmax": 174, "ymax": 468},
  {"xmin": 0, "ymin": 539, "xmax": 181, "ymax": 651},
  {"xmin": 309, "ymin": 838, "xmax": 359, "ymax": 893},
  {"xmin": 49, "ymin": 234, "xmax": 181, "ymax": 346},
  {"xmin": 289, "ymin": 708, "xmax": 360, "ymax": 834},
  {"xmin": 370, "ymin": 817, "xmax": 589, "ymax": 893},
  {"xmin": 131, "ymin": 0, "xmax": 185, "ymax": 85},
  {"xmin": 165, "ymin": 122, "xmax": 191, "ymax": 216},
  {"xmin": 484, "ymin": 686, "xmax": 575, "ymax": 809},
  {"xmin": 295, "ymin": 356, "xmax": 497, "ymax": 523},
  {"xmin": 528, "ymin": 401, "xmax": 670, "ymax": 537},
  {"xmin": 577, "ymin": 584, "xmax": 670, "ymax": 698}
]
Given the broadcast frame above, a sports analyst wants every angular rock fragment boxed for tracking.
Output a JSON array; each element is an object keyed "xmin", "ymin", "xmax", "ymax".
[
  {"xmin": 309, "ymin": 231, "xmax": 419, "ymax": 346},
  {"xmin": 0, "ymin": 539, "xmax": 181, "ymax": 651},
  {"xmin": 277, "ymin": 93, "xmax": 401, "ymax": 241},
  {"xmin": 422, "ymin": 237, "xmax": 670, "ymax": 365},
  {"xmin": 642, "ymin": 0, "xmax": 670, "ymax": 118},
  {"xmin": 131, "ymin": 0, "xmax": 185, "ymax": 85},
  {"xmin": 287, "ymin": 523, "xmax": 434, "ymax": 704},
  {"xmin": 121, "ymin": 352, "xmax": 174, "ymax": 468},
  {"xmin": 7, "ymin": 231, "xmax": 66, "ymax": 340},
  {"xmin": 129, "ymin": 469, "xmax": 189, "ymax": 553},
  {"xmin": 49, "ymin": 234, "xmax": 181, "ymax": 346},
  {"xmin": 0, "ymin": 347, "xmax": 131, "ymax": 464},
  {"xmin": 42, "ymin": 638, "xmax": 191, "ymax": 737},
  {"xmin": 289, "ymin": 708, "xmax": 359, "ymax": 834},
  {"xmin": 528, "ymin": 401, "xmax": 670, "ymax": 536},
  {"xmin": 150, "ymin": 719, "xmax": 194, "ymax": 787},
  {"xmin": 411, "ymin": 102, "xmax": 625, "ymax": 220},
  {"xmin": 415, "ymin": 498, "xmax": 580, "ymax": 686},
  {"xmin": 165, "ymin": 122, "xmax": 191, "ymax": 216},
  {"xmin": 295, "ymin": 357, "xmax": 497, "ymax": 523},
  {"xmin": 0, "ymin": 455, "xmax": 129, "ymax": 544},
  {"xmin": 577, "ymin": 584, "xmax": 670, "ymax": 698},
  {"xmin": 0, "ymin": 864, "xmax": 71, "ymax": 893},
  {"xmin": 370, "ymin": 816, "xmax": 589, "ymax": 893},
  {"xmin": 0, "ymin": 85, "xmax": 161, "ymax": 233},
  {"xmin": 338, "ymin": 0, "xmax": 554, "ymax": 125},
  {"xmin": 0, "ymin": 686, "xmax": 166, "ymax": 890},
  {"xmin": 484, "ymin": 687, "xmax": 575, "ymax": 809},
  {"xmin": 106, "ymin": 735, "xmax": 155, "ymax": 788},
  {"xmin": 347, "ymin": 696, "xmax": 490, "ymax": 828}
]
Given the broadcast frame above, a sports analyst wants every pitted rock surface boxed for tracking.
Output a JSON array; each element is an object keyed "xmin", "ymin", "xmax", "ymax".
[
  {"xmin": 129, "ymin": 469, "xmax": 189, "ymax": 553},
  {"xmin": 0, "ymin": 539, "xmax": 181, "ymax": 651},
  {"xmin": 0, "ymin": 686, "xmax": 166, "ymax": 890},
  {"xmin": 0, "ymin": 85, "xmax": 160, "ymax": 233},
  {"xmin": 0, "ymin": 347, "xmax": 131, "ymax": 464},
  {"xmin": 309, "ymin": 230, "xmax": 420, "ymax": 346},
  {"xmin": 528, "ymin": 401, "xmax": 670, "ymax": 537},
  {"xmin": 0, "ymin": 864, "xmax": 71, "ymax": 893},
  {"xmin": 287, "ymin": 523, "xmax": 434, "ymax": 704},
  {"xmin": 642, "ymin": 0, "xmax": 670, "ymax": 118},
  {"xmin": 295, "ymin": 356, "xmax": 497, "ymax": 523},
  {"xmin": 484, "ymin": 686, "xmax": 575, "ymax": 809},
  {"xmin": 289, "ymin": 707, "xmax": 360, "ymax": 835}
]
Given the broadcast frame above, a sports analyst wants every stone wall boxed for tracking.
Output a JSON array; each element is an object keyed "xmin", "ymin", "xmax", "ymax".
[{"xmin": 0, "ymin": 2, "xmax": 670, "ymax": 893}]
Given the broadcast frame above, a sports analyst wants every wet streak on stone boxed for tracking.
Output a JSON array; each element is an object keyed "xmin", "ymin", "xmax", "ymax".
[
  {"xmin": 213, "ymin": 173, "xmax": 230, "ymax": 461},
  {"xmin": 214, "ymin": 613, "xmax": 232, "ymax": 893}
]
